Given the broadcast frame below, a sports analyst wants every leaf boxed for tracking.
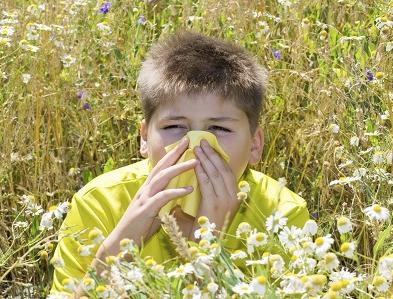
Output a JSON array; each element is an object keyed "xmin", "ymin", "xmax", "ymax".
[
  {"xmin": 373, "ymin": 225, "xmax": 392, "ymax": 259},
  {"xmin": 103, "ymin": 157, "xmax": 115, "ymax": 173}
]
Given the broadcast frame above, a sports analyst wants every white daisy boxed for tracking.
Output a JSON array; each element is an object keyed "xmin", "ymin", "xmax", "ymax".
[
  {"xmin": 340, "ymin": 242, "xmax": 356, "ymax": 259},
  {"xmin": 336, "ymin": 216, "xmax": 352, "ymax": 234},
  {"xmin": 182, "ymin": 283, "xmax": 201, "ymax": 298},
  {"xmin": 247, "ymin": 230, "xmax": 268, "ymax": 254},
  {"xmin": 168, "ymin": 263, "xmax": 194, "ymax": 278},
  {"xmin": 378, "ymin": 256, "xmax": 393, "ymax": 280},
  {"xmin": 318, "ymin": 252, "xmax": 339, "ymax": 272},
  {"xmin": 279, "ymin": 275, "xmax": 306, "ymax": 295},
  {"xmin": 207, "ymin": 281, "xmax": 218, "ymax": 294},
  {"xmin": 278, "ymin": 226, "xmax": 303, "ymax": 249},
  {"xmin": 302, "ymin": 219, "xmax": 318, "ymax": 236},
  {"xmin": 266, "ymin": 211, "xmax": 288, "ymax": 233},
  {"xmin": 364, "ymin": 204, "xmax": 390, "ymax": 221},
  {"xmin": 62, "ymin": 278, "xmax": 76, "ymax": 292},
  {"xmin": 349, "ymin": 136, "xmax": 359, "ymax": 147},
  {"xmin": 329, "ymin": 124, "xmax": 340, "ymax": 134},
  {"xmin": 329, "ymin": 269, "xmax": 358, "ymax": 294},
  {"xmin": 88, "ymin": 227, "xmax": 105, "ymax": 245},
  {"xmin": 250, "ymin": 275, "xmax": 267, "ymax": 295},
  {"xmin": 232, "ymin": 282, "xmax": 252, "ymax": 295},
  {"xmin": 230, "ymin": 250, "xmax": 247, "ymax": 260},
  {"xmin": 371, "ymin": 275, "xmax": 390, "ymax": 293},
  {"xmin": 314, "ymin": 234, "xmax": 334, "ymax": 257},
  {"xmin": 78, "ymin": 244, "xmax": 95, "ymax": 257},
  {"xmin": 236, "ymin": 222, "xmax": 251, "ymax": 238}
]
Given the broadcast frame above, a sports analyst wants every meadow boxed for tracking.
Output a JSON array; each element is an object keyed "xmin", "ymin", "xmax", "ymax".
[{"xmin": 0, "ymin": 0, "xmax": 393, "ymax": 298}]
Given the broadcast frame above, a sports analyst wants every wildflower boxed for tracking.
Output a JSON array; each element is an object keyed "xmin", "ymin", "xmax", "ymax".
[
  {"xmin": 0, "ymin": 37, "xmax": 11, "ymax": 47},
  {"xmin": 238, "ymin": 180, "xmax": 250, "ymax": 193},
  {"xmin": 329, "ymin": 124, "xmax": 340, "ymax": 134},
  {"xmin": 53, "ymin": 202, "xmax": 70, "ymax": 219},
  {"xmin": 353, "ymin": 167, "xmax": 367, "ymax": 178},
  {"xmin": 51, "ymin": 256, "xmax": 65, "ymax": 268},
  {"xmin": 137, "ymin": 15, "xmax": 146, "ymax": 25},
  {"xmin": 120, "ymin": 238, "xmax": 135, "ymax": 252},
  {"xmin": 372, "ymin": 151, "xmax": 385, "ymax": 164},
  {"xmin": 96, "ymin": 22, "xmax": 112, "ymax": 35},
  {"xmin": 62, "ymin": 278, "xmax": 76, "ymax": 292},
  {"xmin": 237, "ymin": 191, "xmax": 248, "ymax": 201},
  {"xmin": 314, "ymin": 235, "xmax": 334, "ymax": 257},
  {"xmin": 319, "ymin": 30, "xmax": 328, "ymax": 40},
  {"xmin": 266, "ymin": 211, "xmax": 287, "ymax": 233},
  {"xmin": 126, "ymin": 266, "xmax": 143, "ymax": 281},
  {"xmin": 95, "ymin": 285, "xmax": 110, "ymax": 298},
  {"xmin": 194, "ymin": 226, "xmax": 214, "ymax": 241},
  {"xmin": 209, "ymin": 242, "xmax": 221, "ymax": 256},
  {"xmin": 279, "ymin": 226, "xmax": 303, "ymax": 249},
  {"xmin": 247, "ymin": 230, "xmax": 268, "ymax": 254},
  {"xmin": 236, "ymin": 222, "xmax": 251, "ymax": 238},
  {"xmin": 250, "ymin": 275, "xmax": 267, "ymax": 295},
  {"xmin": 329, "ymin": 269, "xmax": 358, "ymax": 294},
  {"xmin": 197, "ymin": 216, "xmax": 216, "ymax": 230},
  {"xmin": 14, "ymin": 221, "xmax": 29, "ymax": 229},
  {"xmin": 230, "ymin": 249, "xmax": 247, "ymax": 260},
  {"xmin": 82, "ymin": 277, "xmax": 95, "ymax": 292},
  {"xmin": 366, "ymin": 69, "xmax": 374, "ymax": 81},
  {"xmin": 198, "ymin": 239, "xmax": 210, "ymax": 249},
  {"xmin": 336, "ymin": 216, "xmax": 352, "ymax": 234},
  {"xmin": 168, "ymin": 263, "xmax": 194, "ymax": 278},
  {"xmin": 26, "ymin": 203, "xmax": 44, "ymax": 216},
  {"xmin": 364, "ymin": 204, "xmax": 390, "ymax": 221},
  {"xmin": 349, "ymin": 136, "xmax": 359, "ymax": 147},
  {"xmin": 39, "ymin": 250, "xmax": 48, "ymax": 260},
  {"xmin": 39, "ymin": 212, "xmax": 54, "ymax": 230},
  {"xmin": 375, "ymin": 72, "xmax": 385, "ymax": 80},
  {"xmin": 88, "ymin": 227, "xmax": 105, "ymax": 245},
  {"xmin": 98, "ymin": 2, "xmax": 112, "ymax": 14},
  {"xmin": 207, "ymin": 281, "xmax": 218, "ymax": 294},
  {"xmin": 232, "ymin": 282, "xmax": 252, "ymax": 295},
  {"xmin": 22, "ymin": 73, "xmax": 31, "ymax": 84},
  {"xmin": 78, "ymin": 244, "xmax": 95, "ymax": 257},
  {"xmin": 272, "ymin": 49, "xmax": 282, "ymax": 60},
  {"xmin": 182, "ymin": 283, "xmax": 201, "ymax": 298},
  {"xmin": 378, "ymin": 256, "xmax": 393, "ymax": 280},
  {"xmin": 370, "ymin": 275, "xmax": 390, "ymax": 293},
  {"xmin": 279, "ymin": 275, "xmax": 306, "ymax": 295},
  {"xmin": 329, "ymin": 176, "xmax": 360, "ymax": 186},
  {"xmin": 82, "ymin": 102, "xmax": 91, "ymax": 110},
  {"xmin": 340, "ymin": 242, "xmax": 356, "ymax": 258},
  {"xmin": 302, "ymin": 219, "xmax": 318, "ymax": 236},
  {"xmin": 302, "ymin": 274, "xmax": 327, "ymax": 295},
  {"xmin": 61, "ymin": 54, "xmax": 76, "ymax": 68},
  {"xmin": 76, "ymin": 90, "xmax": 87, "ymax": 100}
]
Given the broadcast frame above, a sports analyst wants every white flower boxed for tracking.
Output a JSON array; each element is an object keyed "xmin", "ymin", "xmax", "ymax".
[
  {"xmin": 336, "ymin": 216, "xmax": 352, "ymax": 234},
  {"xmin": 230, "ymin": 250, "xmax": 247, "ymax": 260},
  {"xmin": 329, "ymin": 269, "xmax": 358, "ymax": 294},
  {"xmin": 364, "ymin": 204, "xmax": 390, "ymax": 221},
  {"xmin": 302, "ymin": 219, "xmax": 318, "ymax": 236},
  {"xmin": 232, "ymin": 282, "xmax": 252, "ymax": 295},
  {"xmin": 22, "ymin": 73, "xmax": 31, "ymax": 84},
  {"xmin": 81, "ymin": 277, "xmax": 95, "ymax": 292},
  {"xmin": 314, "ymin": 235, "xmax": 334, "ymax": 257},
  {"xmin": 53, "ymin": 202, "xmax": 70, "ymax": 219},
  {"xmin": 26, "ymin": 203, "xmax": 44, "ymax": 216},
  {"xmin": 88, "ymin": 227, "xmax": 105, "ymax": 245},
  {"xmin": 329, "ymin": 124, "xmax": 340, "ymax": 134},
  {"xmin": 236, "ymin": 222, "xmax": 251, "ymax": 238},
  {"xmin": 278, "ymin": 226, "xmax": 303, "ymax": 249},
  {"xmin": 279, "ymin": 275, "xmax": 306, "ymax": 295},
  {"xmin": 62, "ymin": 278, "xmax": 76, "ymax": 292},
  {"xmin": 250, "ymin": 275, "xmax": 267, "ymax": 295},
  {"xmin": 39, "ymin": 211, "xmax": 54, "ymax": 230},
  {"xmin": 51, "ymin": 256, "xmax": 65, "ymax": 268},
  {"xmin": 126, "ymin": 267, "xmax": 143, "ymax": 281},
  {"xmin": 207, "ymin": 282, "xmax": 218, "ymax": 294},
  {"xmin": 349, "ymin": 136, "xmax": 359, "ymax": 146},
  {"xmin": 168, "ymin": 263, "xmax": 194, "ymax": 278},
  {"xmin": 238, "ymin": 181, "xmax": 250, "ymax": 193},
  {"xmin": 340, "ymin": 242, "xmax": 356, "ymax": 259},
  {"xmin": 378, "ymin": 256, "xmax": 393, "ymax": 280},
  {"xmin": 19, "ymin": 40, "xmax": 39, "ymax": 52},
  {"xmin": 329, "ymin": 176, "xmax": 360, "ymax": 186},
  {"xmin": 353, "ymin": 167, "xmax": 367, "ymax": 178},
  {"xmin": 247, "ymin": 230, "xmax": 268, "ymax": 254},
  {"xmin": 372, "ymin": 151, "xmax": 385, "ymax": 164},
  {"xmin": 182, "ymin": 283, "xmax": 201, "ymax": 299},
  {"xmin": 96, "ymin": 22, "xmax": 112, "ymax": 35},
  {"xmin": 14, "ymin": 221, "xmax": 29, "ymax": 229},
  {"xmin": 266, "ymin": 211, "xmax": 288, "ymax": 233},
  {"xmin": 78, "ymin": 244, "xmax": 95, "ymax": 257},
  {"xmin": 61, "ymin": 54, "xmax": 76, "ymax": 68},
  {"xmin": 194, "ymin": 226, "xmax": 214, "ymax": 241},
  {"xmin": 371, "ymin": 275, "xmax": 390, "ymax": 293},
  {"xmin": 197, "ymin": 216, "xmax": 216, "ymax": 230},
  {"xmin": 278, "ymin": 177, "xmax": 287, "ymax": 188}
]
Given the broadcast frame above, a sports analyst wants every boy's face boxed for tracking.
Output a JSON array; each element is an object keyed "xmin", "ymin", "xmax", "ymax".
[{"xmin": 139, "ymin": 93, "xmax": 264, "ymax": 179}]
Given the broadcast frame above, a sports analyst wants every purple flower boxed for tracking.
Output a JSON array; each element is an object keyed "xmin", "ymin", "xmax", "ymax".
[
  {"xmin": 82, "ymin": 102, "xmax": 91, "ymax": 110},
  {"xmin": 137, "ymin": 15, "xmax": 146, "ymax": 25},
  {"xmin": 272, "ymin": 49, "xmax": 282, "ymax": 60},
  {"xmin": 98, "ymin": 2, "xmax": 112, "ymax": 14},
  {"xmin": 76, "ymin": 90, "xmax": 87, "ymax": 100},
  {"xmin": 366, "ymin": 69, "xmax": 374, "ymax": 81}
]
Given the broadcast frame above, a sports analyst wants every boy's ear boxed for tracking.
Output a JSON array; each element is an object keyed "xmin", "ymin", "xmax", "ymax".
[
  {"xmin": 248, "ymin": 126, "xmax": 264, "ymax": 165},
  {"xmin": 139, "ymin": 119, "xmax": 148, "ymax": 158}
]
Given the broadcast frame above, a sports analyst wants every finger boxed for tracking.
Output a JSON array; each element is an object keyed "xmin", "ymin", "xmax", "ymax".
[
  {"xmin": 149, "ymin": 186, "xmax": 194, "ymax": 214},
  {"xmin": 200, "ymin": 139, "xmax": 237, "ymax": 195},
  {"xmin": 194, "ymin": 162, "xmax": 217, "ymax": 205},
  {"xmin": 147, "ymin": 136, "xmax": 190, "ymax": 181},
  {"xmin": 147, "ymin": 159, "xmax": 199, "ymax": 195},
  {"xmin": 194, "ymin": 145, "xmax": 228, "ymax": 197}
]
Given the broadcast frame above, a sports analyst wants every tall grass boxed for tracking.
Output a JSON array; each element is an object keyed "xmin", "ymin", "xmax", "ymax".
[{"xmin": 0, "ymin": 0, "xmax": 392, "ymax": 297}]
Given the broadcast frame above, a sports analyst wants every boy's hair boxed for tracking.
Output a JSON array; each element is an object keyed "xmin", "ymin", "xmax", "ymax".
[{"xmin": 137, "ymin": 30, "xmax": 268, "ymax": 134}]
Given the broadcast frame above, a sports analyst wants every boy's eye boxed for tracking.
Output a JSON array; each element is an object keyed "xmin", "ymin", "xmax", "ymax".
[
  {"xmin": 209, "ymin": 126, "xmax": 231, "ymax": 132},
  {"xmin": 163, "ymin": 125, "xmax": 186, "ymax": 130}
]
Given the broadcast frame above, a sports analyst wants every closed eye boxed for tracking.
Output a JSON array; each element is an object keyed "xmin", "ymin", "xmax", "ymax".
[
  {"xmin": 163, "ymin": 125, "xmax": 186, "ymax": 130},
  {"xmin": 209, "ymin": 126, "xmax": 232, "ymax": 132}
]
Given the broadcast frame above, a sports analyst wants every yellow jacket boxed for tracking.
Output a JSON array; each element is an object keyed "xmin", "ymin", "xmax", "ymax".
[{"xmin": 50, "ymin": 158, "xmax": 309, "ymax": 294}]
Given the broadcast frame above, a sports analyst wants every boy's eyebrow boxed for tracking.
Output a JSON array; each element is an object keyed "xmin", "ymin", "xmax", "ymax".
[{"xmin": 161, "ymin": 115, "xmax": 240, "ymax": 122}]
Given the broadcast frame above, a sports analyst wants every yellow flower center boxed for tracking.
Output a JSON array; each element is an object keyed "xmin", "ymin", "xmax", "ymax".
[
  {"xmin": 315, "ymin": 237, "xmax": 324, "ymax": 246},
  {"xmin": 340, "ymin": 242, "xmax": 350, "ymax": 252},
  {"xmin": 256, "ymin": 275, "xmax": 267, "ymax": 284},
  {"xmin": 256, "ymin": 233, "xmax": 265, "ymax": 242},
  {"xmin": 145, "ymin": 258, "xmax": 156, "ymax": 266},
  {"xmin": 105, "ymin": 255, "xmax": 116, "ymax": 265},
  {"xmin": 373, "ymin": 204, "xmax": 382, "ymax": 213},
  {"xmin": 375, "ymin": 72, "xmax": 384, "ymax": 80},
  {"xmin": 48, "ymin": 205, "xmax": 57, "ymax": 212},
  {"xmin": 311, "ymin": 275, "xmax": 326, "ymax": 285},
  {"xmin": 337, "ymin": 217, "xmax": 348, "ymax": 226},
  {"xmin": 330, "ymin": 281, "xmax": 343, "ymax": 291},
  {"xmin": 120, "ymin": 238, "xmax": 131, "ymax": 247},
  {"xmin": 199, "ymin": 240, "xmax": 208, "ymax": 247},
  {"xmin": 96, "ymin": 285, "xmax": 106, "ymax": 293},
  {"xmin": 186, "ymin": 284, "xmax": 194, "ymax": 290},
  {"xmin": 373, "ymin": 276, "xmax": 385, "ymax": 287},
  {"xmin": 341, "ymin": 279, "xmax": 349, "ymax": 288},
  {"xmin": 198, "ymin": 216, "xmax": 208, "ymax": 225}
]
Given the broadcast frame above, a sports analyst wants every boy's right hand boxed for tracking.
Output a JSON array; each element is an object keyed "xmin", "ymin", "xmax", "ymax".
[{"xmin": 98, "ymin": 136, "xmax": 198, "ymax": 255}]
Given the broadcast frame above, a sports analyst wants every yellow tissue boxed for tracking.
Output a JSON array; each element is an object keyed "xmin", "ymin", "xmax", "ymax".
[{"xmin": 157, "ymin": 130, "xmax": 230, "ymax": 218}]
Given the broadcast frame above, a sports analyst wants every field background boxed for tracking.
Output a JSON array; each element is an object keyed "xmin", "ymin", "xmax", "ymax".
[{"xmin": 0, "ymin": 0, "xmax": 392, "ymax": 297}]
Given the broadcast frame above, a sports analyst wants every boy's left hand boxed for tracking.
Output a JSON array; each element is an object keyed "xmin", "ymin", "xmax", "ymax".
[{"xmin": 192, "ymin": 139, "xmax": 240, "ymax": 238}]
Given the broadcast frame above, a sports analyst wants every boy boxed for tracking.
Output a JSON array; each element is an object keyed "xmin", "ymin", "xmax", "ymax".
[{"xmin": 50, "ymin": 30, "xmax": 309, "ymax": 295}]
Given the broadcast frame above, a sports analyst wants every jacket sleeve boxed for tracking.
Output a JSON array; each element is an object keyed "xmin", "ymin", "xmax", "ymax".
[{"xmin": 277, "ymin": 186, "xmax": 309, "ymax": 229}]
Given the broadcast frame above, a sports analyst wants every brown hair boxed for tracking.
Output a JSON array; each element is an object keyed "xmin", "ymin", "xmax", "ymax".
[{"xmin": 137, "ymin": 30, "xmax": 268, "ymax": 134}]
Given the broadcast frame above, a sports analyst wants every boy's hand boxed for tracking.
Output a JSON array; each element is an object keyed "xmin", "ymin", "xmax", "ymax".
[
  {"xmin": 95, "ymin": 136, "xmax": 199, "ymax": 264},
  {"xmin": 192, "ymin": 139, "xmax": 240, "ymax": 238}
]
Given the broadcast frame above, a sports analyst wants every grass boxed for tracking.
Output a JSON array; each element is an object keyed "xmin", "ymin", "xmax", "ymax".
[{"xmin": 0, "ymin": 0, "xmax": 392, "ymax": 297}]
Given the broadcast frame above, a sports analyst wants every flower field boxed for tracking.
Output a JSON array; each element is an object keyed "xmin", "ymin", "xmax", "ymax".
[{"xmin": 0, "ymin": 0, "xmax": 393, "ymax": 298}]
